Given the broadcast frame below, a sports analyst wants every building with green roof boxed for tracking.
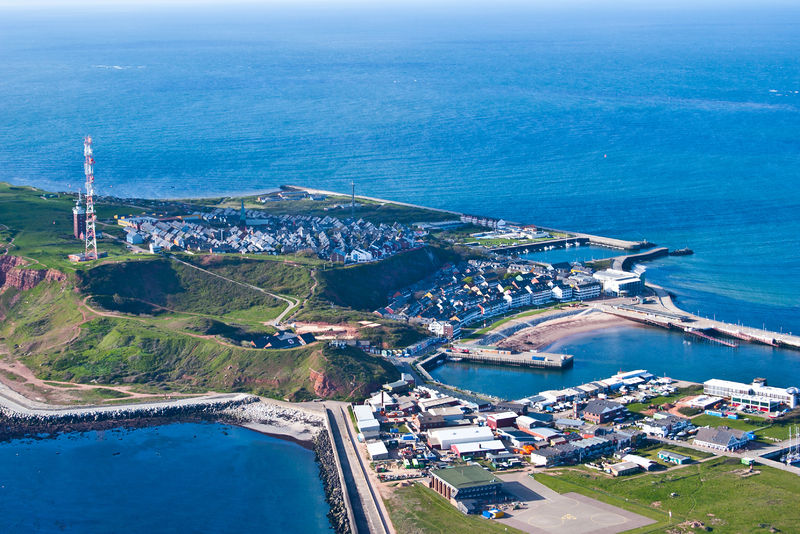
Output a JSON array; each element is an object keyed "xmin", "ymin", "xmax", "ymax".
[{"xmin": 428, "ymin": 465, "xmax": 502, "ymax": 511}]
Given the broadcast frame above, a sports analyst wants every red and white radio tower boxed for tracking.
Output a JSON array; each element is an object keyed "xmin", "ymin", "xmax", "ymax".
[{"xmin": 83, "ymin": 136, "xmax": 99, "ymax": 260}]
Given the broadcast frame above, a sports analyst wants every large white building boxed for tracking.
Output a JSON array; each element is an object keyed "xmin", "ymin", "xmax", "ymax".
[
  {"xmin": 427, "ymin": 426, "xmax": 494, "ymax": 449},
  {"xmin": 704, "ymin": 378, "xmax": 798, "ymax": 411},
  {"xmin": 593, "ymin": 269, "xmax": 644, "ymax": 296}
]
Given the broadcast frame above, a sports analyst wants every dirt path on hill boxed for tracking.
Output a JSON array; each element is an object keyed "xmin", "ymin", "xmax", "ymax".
[
  {"xmin": 0, "ymin": 358, "xmax": 199, "ymax": 405},
  {"xmin": 79, "ymin": 296, "xmax": 257, "ymax": 350},
  {"xmin": 285, "ymin": 268, "xmax": 318, "ymax": 323},
  {"xmin": 167, "ymin": 253, "xmax": 299, "ymax": 326}
]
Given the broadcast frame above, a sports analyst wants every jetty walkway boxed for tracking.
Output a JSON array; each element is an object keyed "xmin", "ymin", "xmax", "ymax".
[{"xmin": 596, "ymin": 285, "xmax": 800, "ymax": 352}]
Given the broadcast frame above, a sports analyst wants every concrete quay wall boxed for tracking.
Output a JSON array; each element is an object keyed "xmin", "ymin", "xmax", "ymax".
[{"xmin": 612, "ymin": 247, "xmax": 669, "ymax": 271}]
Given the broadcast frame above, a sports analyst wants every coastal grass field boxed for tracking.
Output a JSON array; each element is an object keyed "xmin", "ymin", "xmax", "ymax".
[
  {"xmin": 536, "ymin": 457, "xmax": 800, "ymax": 533},
  {"xmin": 689, "ymin": 410, "xmax": 800, "ymax": 442},
  {"xmin": 625, "ymin": 385, "xmax": 704, "ymax": 414},
  {"xmin": 384, "ymin": 482, "xmax": 525, "ymax": 534},
  {"xmin": 1, "ymin": 277, "xmax": 399, "ymax": 400},
  {"xmin": 0, "ymin": 183, "xmax": 136, "ymax": 272},
  {"xmin": 633, "ymin": 441, "xmax": 714, "ymax": 464},
  {"xmin": 0, "ymin": 183, "xmax": 463, "ymax": 401}
]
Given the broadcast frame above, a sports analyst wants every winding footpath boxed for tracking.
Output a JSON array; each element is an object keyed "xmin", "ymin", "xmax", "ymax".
[{"xmin": 167, "ymin": 254, "xmax": 299, "ymax": 326}]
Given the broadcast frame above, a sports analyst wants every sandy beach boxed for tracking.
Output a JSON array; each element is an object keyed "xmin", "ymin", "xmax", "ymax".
[
  {"xmin": 222, "ymin": 399, "xmax": 325, "ymax": 447},
  {"xmin": 498, "ymin": 311, "xmax": 639, "ymax": 352}
]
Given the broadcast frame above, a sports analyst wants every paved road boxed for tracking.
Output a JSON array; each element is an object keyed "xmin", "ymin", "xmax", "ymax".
[{"xmin": 326, "ymin": 404, "xmax": 393, "ymax": 534}]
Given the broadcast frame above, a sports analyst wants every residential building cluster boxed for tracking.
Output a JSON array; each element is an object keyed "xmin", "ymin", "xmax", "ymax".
[
  {"xmin": 353, "ymin": 368, "xmax": 744, "ymax": 514},
  {"xmin": 374, "ymin": 259, "xmax": 613, "ymax": 328},
  {"xmin": 118, "ymin": 208, "xmax": 422, "ymax": 262}
]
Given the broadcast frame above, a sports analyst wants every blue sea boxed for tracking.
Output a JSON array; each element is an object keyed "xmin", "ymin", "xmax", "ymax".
[
  {"xmin": 0, "ymin": 423, "xmax": 333, "ymax": 533},
  {"xmin": 1, "ymin": 1, "xmax": 800, "ymax": 527},
  {"xmin": 0, "ymin": 2, "xmax": 798, "ymax": 334}
]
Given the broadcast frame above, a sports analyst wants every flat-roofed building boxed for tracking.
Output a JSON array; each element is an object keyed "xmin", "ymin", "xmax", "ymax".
[
  {"xmin": 518, "ymin": 426, "xmax": 562, "ymax": 442},
  {"xmin": 704, "ymin": 378, "xmax": 798, "ymax": 410},
  {"xmin": 486, "ymin": 411, "xmax": 518, "ymax": 430},
  {"xmin": 497, "ymin": 429, "xmax": 538, "ymax": 449},
  {"xmin": 353, "ymin": 405, "xmax": 376, "ymax": 423},
  {"xmin": 622, "ymin": 454, "xmax": 656, "ymax": 471},
  {"xmin": 658, "ymin": 450, "xmax": 691, "ymax": 465},
  {"xmin": 428, "ymin": 465, "xmax": 502, "ymax": 510},
  {"xmin": 607, "ymin": 461, "xmax": 641, "ymax": 477},
  {"xmin": 428, "ymin": 426, "xmax": 494, "ymax": 449},
  {"xmin": 451, "ymin": 440, "xmax": 507, "ymax": 458},
  {"xmin": 418, "ymin": 396, "xmax": 461, "ymax": 411},
  {"xmin": 359, "ymin": 419, "xmax": 381, "ymax": 440},
  {"xmin": 367, "ymin": 441, "xmax": 389, "ymax": 460},
  {"xmin": 593, "ymin": 269, "xmax": 644, "ymax": 296},
  {"xmin": 429, "ymin": 406, "xmax": 465, "ymax": 421}
]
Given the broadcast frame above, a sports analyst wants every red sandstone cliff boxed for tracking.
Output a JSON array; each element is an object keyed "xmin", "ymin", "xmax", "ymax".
[
  {"xmin": 0, "ymin": 255, "xmax": 66, "ymax": 292},
  {"xmin": 309, "ymin": 368, "xmax": 337, "ymax": 398}
]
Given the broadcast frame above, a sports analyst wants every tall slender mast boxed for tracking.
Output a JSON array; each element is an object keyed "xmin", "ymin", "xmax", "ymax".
[{"xmin": 84, "ymin": 136, "xmax": 98, "ymax": 260}]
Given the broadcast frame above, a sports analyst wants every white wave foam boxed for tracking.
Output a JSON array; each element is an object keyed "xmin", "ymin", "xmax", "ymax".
[{"xmin": 93, "ymin": 65, "xmax": 136, "ymax": 70}]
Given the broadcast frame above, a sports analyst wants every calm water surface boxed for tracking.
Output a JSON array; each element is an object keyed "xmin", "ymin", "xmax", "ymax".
[
  {"xmin": 0, "ymin": 3, "xmax": 798, "ymax": 335},
  {"xmin": 0, "ymin": 423, "xmax": 332, "ymax": 534},
  {"xmin": 430, "ymin": 325, "xmax": 800, "ymax": 400}
]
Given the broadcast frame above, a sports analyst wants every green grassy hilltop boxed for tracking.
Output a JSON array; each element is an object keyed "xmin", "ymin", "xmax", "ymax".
[{"xmin": 0, "ymin": 182, "xmax": 459, "ymax": 402}]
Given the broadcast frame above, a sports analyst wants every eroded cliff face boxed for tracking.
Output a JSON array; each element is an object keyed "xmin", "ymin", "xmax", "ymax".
[
  {"xmin": 309, "ymin": 368, "xmax": 337, "ymax": 398},
  {"xmin": 0, "ymin": 255, "xmax": 66, "ymax": 292}
]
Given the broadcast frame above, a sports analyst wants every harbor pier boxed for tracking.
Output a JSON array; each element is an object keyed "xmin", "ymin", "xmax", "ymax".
[
  {"xmin": 598, "ymin": 287, "xmax": 800, "ymax": 352},
  {"xmin": 448, "ymin": 345, "xmax": 573, "ymax": 369}
]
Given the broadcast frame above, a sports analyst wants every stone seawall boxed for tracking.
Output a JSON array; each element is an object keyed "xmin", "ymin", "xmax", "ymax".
[
  {"xmin": 314, "ymin": 429, "xmax": 352, "ymax": 534},
  {"xmin": 0, "ymin": 394, "xmax": 258, "ymax": 442}
]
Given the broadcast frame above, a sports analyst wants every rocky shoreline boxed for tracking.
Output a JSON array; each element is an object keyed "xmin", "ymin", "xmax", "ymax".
[
  {"xmin": 0, "ymin": 394, "xmax": 257, "ymax": 442},
  {"xmin": 314, "ymin": 428, "xmax": 352, "ymax": 534}
]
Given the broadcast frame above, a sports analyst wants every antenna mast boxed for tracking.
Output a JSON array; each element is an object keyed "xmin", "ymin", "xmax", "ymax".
[{"xmin": 83, "ymin": 136, "xmax": 98, "ymax": 260}]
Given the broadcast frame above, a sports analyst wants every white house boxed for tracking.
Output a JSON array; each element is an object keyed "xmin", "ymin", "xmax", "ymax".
[{"xmin": 346, "ymin": 248, "xmax": 373, "ymax": 263}]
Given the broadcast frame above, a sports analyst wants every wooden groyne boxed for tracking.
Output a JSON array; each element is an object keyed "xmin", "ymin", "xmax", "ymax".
[{"xmin": 682, "ymin": 327, "xmax": 738, "ymax": 348}]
